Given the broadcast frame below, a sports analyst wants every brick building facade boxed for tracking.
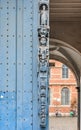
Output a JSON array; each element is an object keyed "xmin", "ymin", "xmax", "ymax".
[{"xmin": 49, "ymin": 60, "xmax": 77, "ymax": 116}]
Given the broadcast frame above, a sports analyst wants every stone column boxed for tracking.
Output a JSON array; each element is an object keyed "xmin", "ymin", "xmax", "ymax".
[
  {"xmin": 76, "ymin": 86, "xmax": 80, "ymax": 130},
  {"xmin": 77, "ymin": 73, "xmax": 81, "ymax": 130},
  {"xmin": 80, "ymin": 74, "xmax": 81, "ymax": 130}
]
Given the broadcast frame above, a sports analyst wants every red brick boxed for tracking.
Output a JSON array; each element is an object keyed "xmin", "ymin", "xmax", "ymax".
[{"xmin": 49, "ymin": 60, "xmax": 77, "ymax": 115}]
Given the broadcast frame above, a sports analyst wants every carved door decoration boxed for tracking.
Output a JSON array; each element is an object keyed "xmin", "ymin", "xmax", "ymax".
[{"xmin": 38, "ymin": 0, "xmax": 49, "ymax": 129}]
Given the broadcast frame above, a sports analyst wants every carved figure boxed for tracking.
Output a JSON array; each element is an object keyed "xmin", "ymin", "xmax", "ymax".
[{"xmin": 40, "ymin": 5, "xmax": 48, "ymax": 25}]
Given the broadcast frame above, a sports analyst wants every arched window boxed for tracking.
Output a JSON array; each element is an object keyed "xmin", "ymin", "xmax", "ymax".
[
  {"xmin": 62, "ymin": 64, "xmax": 68, "ymax": 78},
  {"xmin": 61, "ymin": 87, "xmax": 70, "ymax": 105}
]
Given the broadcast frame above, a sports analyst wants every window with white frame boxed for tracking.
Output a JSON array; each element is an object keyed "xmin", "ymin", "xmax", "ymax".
[
  {"xmin": 61, "ymin": 87, "xmax": 70, "ymax": 105},
  {"xmin": 62, "ymin": 64, "xmax": 68, "ymax": 78}
]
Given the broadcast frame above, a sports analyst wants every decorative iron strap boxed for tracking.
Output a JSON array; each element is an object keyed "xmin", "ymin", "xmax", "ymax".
[{"xmin": 38, "ymin": 0, "xmax": 49, "ymax": 128}]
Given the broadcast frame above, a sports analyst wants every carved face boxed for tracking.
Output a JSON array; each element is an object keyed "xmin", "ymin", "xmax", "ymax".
[
  {"xmin": 40, "ymin": 37, "xmax": 47, "ymax": 45},
  {"xmin": 42, "ymin": 5, "xmax": 46, "ymax": 10}
]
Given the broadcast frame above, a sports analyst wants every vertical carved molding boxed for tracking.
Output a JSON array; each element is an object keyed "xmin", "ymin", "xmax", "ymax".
[{"xmin": 38, "ymin": 0, "xmax": 49, "ymax": 128}]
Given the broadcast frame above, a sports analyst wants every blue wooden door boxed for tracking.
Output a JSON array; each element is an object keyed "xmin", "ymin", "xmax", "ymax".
[{"xmin": 0, "ymin": 0, "xmax": 49, "ymax": 130}]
